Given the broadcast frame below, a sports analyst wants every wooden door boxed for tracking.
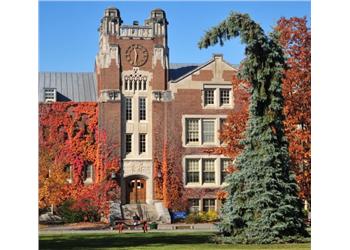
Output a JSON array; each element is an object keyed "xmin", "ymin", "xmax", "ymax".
[{"xmin": 128, "ymin": 178, "xmax": 146, "ymax": 204}]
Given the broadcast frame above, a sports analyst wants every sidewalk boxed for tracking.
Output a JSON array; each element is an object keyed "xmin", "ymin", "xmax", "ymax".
[{"xmin": 39, "ymin": 223, "xmax": 219, "ymax": 234}]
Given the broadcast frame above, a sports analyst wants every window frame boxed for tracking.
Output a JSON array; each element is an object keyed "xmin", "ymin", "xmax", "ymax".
[
  {"xmin": 203, "ymin": 199, "xmax": 216, "ymax": 212},
  {"xmin": 126, "ymin": 133, "xmax": 132, "ymax": 154},
  {"xmin": 202, "ymin": 159, "xmax": 216, "ymax": 184},
  {"xmin": 43, "ymin": 88, "xmax": 57, "ymax": 103},
  {"xmin": 83, "ymin": 164, "xmax": 93, "ymax": 184},
  {"xmin": 183, "ymin": 115, "xmax": 226, "ymax": 147},
  {"xmin": 186, "ymin": 159, "xmax": 200, "ymax": 184},
  {"xmin": 139, "ymin": 97, "xmax": 146, "ymax": 121},
  {"xmin": 204, "ymin": 88, "xmax": 215, "ymax": 106},
  {"xmin": 220, "ymin": 88, "xmax": 231, "ymax": 106},
  {"xmin": 202, "ymin": 85, "xmax": 233, "ymax": 109},
  {"xmin": 139, "ymin": 133, "xmax": 146, "ymax": 154},
  {"xmin": 125, "ymin": 97, "xmax": 132, "ymax": 121}
]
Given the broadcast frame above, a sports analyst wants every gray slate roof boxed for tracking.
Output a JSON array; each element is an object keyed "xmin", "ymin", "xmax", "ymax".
[
  {"xmin": 38, "ymin": 64, "xmax": 201, "ymax": 102},
  {"xmin": 38, "ymin": 72, "xmax": 97, "ymax": 102}
]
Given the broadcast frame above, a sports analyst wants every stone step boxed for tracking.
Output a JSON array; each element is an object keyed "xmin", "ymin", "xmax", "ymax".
[{"xmin": 122, "ymin": 204, "xmax": 158, "ymax": 222}]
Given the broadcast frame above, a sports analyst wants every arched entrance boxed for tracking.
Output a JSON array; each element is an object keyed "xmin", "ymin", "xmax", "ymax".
[{"xmin": 126, "ymin": 176, "xmax": 146, "ymax": 204}]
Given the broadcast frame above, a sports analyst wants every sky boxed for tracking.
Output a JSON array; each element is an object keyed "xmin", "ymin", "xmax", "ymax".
[{"xmin": 39, "ymin": 1, "xmax": 310, "ymax": 72}]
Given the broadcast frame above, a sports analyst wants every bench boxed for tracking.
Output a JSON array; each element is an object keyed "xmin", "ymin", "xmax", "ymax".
[{"xmin": 113, "ymin": 220, "xmax": 148, "ymax": 233}]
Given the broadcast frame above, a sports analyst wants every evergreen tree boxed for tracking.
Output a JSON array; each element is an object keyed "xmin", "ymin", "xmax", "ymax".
[{"xmin": 198, "ymin": 12, "xmax": 308, "ymax": 243}]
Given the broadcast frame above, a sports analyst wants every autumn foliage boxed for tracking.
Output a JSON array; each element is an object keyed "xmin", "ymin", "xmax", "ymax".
[
  {"xmin": 210, "ymin": 17, "xmax": 311, "ymax": 204},
  {"xmin": 276, "ymin": 17, "xmax": 311, "ymax": 203},
  {"xmin": 39, "ymin": 102, "xmax": 120, "ymax": 217}
]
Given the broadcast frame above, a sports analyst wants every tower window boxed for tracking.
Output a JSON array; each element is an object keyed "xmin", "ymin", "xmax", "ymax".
[
  {"xmin": 125, "ymin": 98, "xmax": 132, "ymax": 120},
  {"xmin": 126, "ymin": 134, "xmax": 132, "ymax": 154},
  {"xmin": 139, "ymin": 134, "xmax": 146, "ymax": 154},
  {"xmin": 139, "ymin": 97, "xmax": 146, "ymax": 121}
]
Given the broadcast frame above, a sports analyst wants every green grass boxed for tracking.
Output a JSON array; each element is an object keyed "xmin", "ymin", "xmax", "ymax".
[{"xmin": 39, "ymin": 231, "xmax": 310, "ymax": 250}]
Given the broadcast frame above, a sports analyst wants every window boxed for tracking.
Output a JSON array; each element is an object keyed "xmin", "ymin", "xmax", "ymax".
[
  {"xmin": 126, "ymin": 134, "xmax": 132, "ymax": 154},
  {"xmin": 139, "ymin": 134, "xmax": 146, "ymax": 154},
  {"xmin": 188, "ymin": 199, "xmax": 200, "ymax": 212},
  {"xmin": 204, "ymin": 89, "xmax": 215, "ymax": 105},
  {"xmin": 186, "ymin": 159, "xmax": 199, "ymax": 184},
  {"xmin": 139, "ymin": 97, "xmax": 146, "ymax": 121},
  {"xmin": 220, "ymin": 89, "xmax": 230, "ymax": 105},
  {"xmin": 186, "ymin": 119, "xmax": 199, "ymax": 143},
  {"xmin": 44, "ymin": 88, "xmax": 56, "ymax": 102},
  {"xmin": 64, "ymin": 165, "xmax": 72, "ymax": 183},
  {"xmin": 125, "ymin": 98, "xmax": 132, "ymax": 120},
  {"xmin": 202, "ymin": 86, "xmax": 232, "ymax": 108},
  {"xmin": 203, "ymin": 159, "xmax": 215, "ymax": 183},
  {"xmin": 221, "ymin": 159, "xmax": 232, "ymax": 183},
  {"xmin": 202, "ymin": 120, "xmax": 215, "ymax": 143},
  {"xmin": 184, "ymin": 117, "xmax": 222, "ymax": 146},
  {"xmin": 83, "ymin": 164, "xmax": 93, "ymax": 183},
  {"xmin": 203, "ymin": 199, "xmax": 215, "ymax": 212}
]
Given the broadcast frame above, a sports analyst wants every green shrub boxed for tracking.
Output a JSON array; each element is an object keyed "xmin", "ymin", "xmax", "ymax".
[
  {"xmin": 57, "ymin": 199, "xmax": 100, "ymax": 223},
  {"xmin": 185, "ymin": 211, "xmax": 219, "ymax": 224}
]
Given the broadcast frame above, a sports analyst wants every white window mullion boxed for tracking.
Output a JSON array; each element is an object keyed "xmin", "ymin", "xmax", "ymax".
[
  {"xmin": 199, "ymin": 119, "xmax": 202, "ymax": 145},
  {"xmin": 199, "ymin": 159, "xmax": 203, "ymax": 184}
]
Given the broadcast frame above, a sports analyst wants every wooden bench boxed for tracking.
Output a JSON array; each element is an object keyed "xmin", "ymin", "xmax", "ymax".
[{"xmin": 114, "ymin": 220, "xmax": 148, "ymax": 233}]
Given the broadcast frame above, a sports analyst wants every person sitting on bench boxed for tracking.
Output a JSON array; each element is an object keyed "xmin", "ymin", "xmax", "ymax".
[{"xmin": 132, "ymin": 214, "xmax": 140, "ymax": 228}]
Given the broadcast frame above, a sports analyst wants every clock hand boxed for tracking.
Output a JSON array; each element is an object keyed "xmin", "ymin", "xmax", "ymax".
[{"xmin": 133, "ymin": 48, "xmax": 138, "ymax": 64}]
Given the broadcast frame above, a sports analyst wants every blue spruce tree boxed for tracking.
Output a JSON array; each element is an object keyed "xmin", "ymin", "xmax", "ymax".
[{"xmin": 198, "ymin": 13, "xmax": 309, "ymax": 243}]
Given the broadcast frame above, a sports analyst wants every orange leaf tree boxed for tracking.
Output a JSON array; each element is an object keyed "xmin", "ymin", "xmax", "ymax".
[{"xmin": 276, "ymin": 17, "xmax": 311, "ymax": 205}]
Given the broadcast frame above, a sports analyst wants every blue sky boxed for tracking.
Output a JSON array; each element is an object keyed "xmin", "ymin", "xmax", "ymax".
[{"xmin": 39, "ymin": 1, "xmax": 310, "ymax": 72}]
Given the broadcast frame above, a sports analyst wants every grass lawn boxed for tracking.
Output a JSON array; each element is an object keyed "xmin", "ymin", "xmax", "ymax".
[{"xmin": 39, "ymin": 231, "xmax": 310, "ymax": 250}]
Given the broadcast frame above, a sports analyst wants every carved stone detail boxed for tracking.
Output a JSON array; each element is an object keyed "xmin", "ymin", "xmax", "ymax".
[
  {"xmin": 123, "ymin": 160, "xmax": 152, "ymax": 177},
  {"xmin": 152, "ymin": 90, "xmax": 172, "ymax": 102},
  {"xmin": 99, "ymin": 89, "xmax": 121, "ymax": 103}
]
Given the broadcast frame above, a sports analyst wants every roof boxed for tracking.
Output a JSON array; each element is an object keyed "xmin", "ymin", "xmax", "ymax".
[
  {"xmin": 38, "ymin": 72, "xmax": 97, "ymax": 102},
  {"xmin": 169, "ymin": 63, "xmax": 200, "ymax": 81},
  {"xmin": 38, "ymin": 62, "xmax": 235, "ymax": 102}
]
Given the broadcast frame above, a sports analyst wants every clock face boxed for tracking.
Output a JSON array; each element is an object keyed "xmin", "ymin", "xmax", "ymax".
[{"xmin": 125, "ymin": 44, "xmax": 148, "ymax": 67}]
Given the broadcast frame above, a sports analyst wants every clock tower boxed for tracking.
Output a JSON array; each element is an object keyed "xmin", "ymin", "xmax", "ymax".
[{"xmin": 95, "ymin": 7, "xmax": 169, "ymax": 205}]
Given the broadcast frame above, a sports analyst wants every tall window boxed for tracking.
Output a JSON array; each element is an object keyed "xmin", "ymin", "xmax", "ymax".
[
  {"xmin": 188, "ymin": 199, "xmax": 200, "ymax": 212},
  {"xmin": 125, "ymin": 98, "xmax": 132, "ymax": 120},
  {"xmin": 186, "ymin": 119, "xmax": 199, "ymax": 143},
  {"xmin": 126, "ymin": 134, "xmax": 132, "ymax": 154},
  {"xmin": 221, "ymin": 159, "xmax": 232, "ymax": 183},
  {"xmin": 139, "ymin": 97, "xmax": 146, "ymax": 121},
  {"xmin": 203, "ymin": 159, "xmax": 215, "ymax": 183},
  {"xmin": 202, "ymin": 120, "xmax": 215, "ymax": 143},
  {"xmin": 203, "ymin": 199, "xmax": 215, "ymax": 212},
  {"xmin": 186, "ymin": 159, "xmax": 199, "ymax": 184},
  {"xmin": 220, "ymin": 89, "xmax": 230, "ymax": 105},
  {"xmin": 83, "ymin": 164, "xmax": 93, "ymax": 183},
  {"xmin": 204, "ymin": 89, "xmax": 215, "ymax": 105},
  {"xmin": 139, "ymin": 134, "xmax": 146, "ymax": 154}
]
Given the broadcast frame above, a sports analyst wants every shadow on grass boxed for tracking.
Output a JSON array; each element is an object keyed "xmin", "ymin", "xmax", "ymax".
[{"xmin": 39, "ymin": 232, "xmax": 214, "ymax": 250}]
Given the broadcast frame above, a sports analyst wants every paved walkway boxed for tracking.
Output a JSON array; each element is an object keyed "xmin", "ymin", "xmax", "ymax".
[{"xmin": 40, "ymin": 223, "xmax": 219, "ymax": 234}]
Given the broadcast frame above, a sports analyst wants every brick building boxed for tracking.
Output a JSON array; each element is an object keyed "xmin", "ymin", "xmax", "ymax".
[{"xmin": 39, "ymin": 7, "xmax": 241, "ymax": 221}]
